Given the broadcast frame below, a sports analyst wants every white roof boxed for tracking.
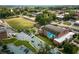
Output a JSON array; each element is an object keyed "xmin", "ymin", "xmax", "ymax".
[
  {"xmin": 65, "ymin": 12, "xmax": 69, "ymax": 15},
  {"xmin": 54, "ymin": 32, "xmax": 75, "ymax": 43},
  {"xmin": 56, "ymin": 15, "xmax": 64, "ymax": 18},
  {"xmin": 75, "ymin": 21, "xmax": 79, "ymax": 24},
  {"xmin": 0, "ymin": 20, "xmax": 3, "ymax": 23}
]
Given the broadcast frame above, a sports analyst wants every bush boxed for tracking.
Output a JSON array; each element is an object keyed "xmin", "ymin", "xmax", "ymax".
[{"xmin": 2, "ymin": 45, "xmax": 7, "ymax": 50}]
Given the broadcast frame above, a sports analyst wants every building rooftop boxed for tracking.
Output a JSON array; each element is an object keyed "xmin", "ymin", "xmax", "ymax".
[
  {"xmin": 0, "ymin": 26, "xmax": 6, "ymax": 32},
  {"xmin": 74, "ymin": 21, "xmax": 79, "ymax": 26},
  {"xmin": 54, "ymin": 32, "xmax": 75, "ymax": 43},
  {"xmin": 56, "ymin": 15, "xmax": 64, "ymax": 18},
  {"xmin": 75, "ymin": 21, "xmax": 79, "ymax": 24},
  {"xmin": 43, "ymin": 24, "xmax": 66, "ymax": 35}
]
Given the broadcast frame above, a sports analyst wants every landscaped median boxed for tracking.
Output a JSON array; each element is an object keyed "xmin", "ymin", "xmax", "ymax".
[
  {"xmin": 14, "ymin": 40, "xmax": 36, "ymax": 52},
  {"xmin": 1, "ymin": 38, "xmax": 36, "ymax": 52}
]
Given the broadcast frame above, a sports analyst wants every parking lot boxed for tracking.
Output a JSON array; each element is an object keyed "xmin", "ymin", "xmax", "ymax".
[
  {"xmin": 7, "ymin": 44, "xmax": 33, "ymax": 54},
  {"xmin": 16, "ymin": 32, "xmax": 45, "ymax": 51}
]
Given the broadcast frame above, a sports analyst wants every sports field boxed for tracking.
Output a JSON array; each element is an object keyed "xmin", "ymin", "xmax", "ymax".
[{"xmin": 6, "ymin": 17, "xmax": 35, "ymax": 31}]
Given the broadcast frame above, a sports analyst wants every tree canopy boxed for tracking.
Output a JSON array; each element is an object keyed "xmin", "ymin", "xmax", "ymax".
[
  {"xmin": 64, "ymin": 10, "xmax": 76, "ymax": 21},
  {"xmin": 35, "ymin": 10, "xmax": 56, "ymax": 25},
  {"xmin": 63, "ymin": 43, "xmax": 78, "ymax": 54},
  {"xmin": 0, "ymin": 8, "xmax": 14, "ymax": 19}
]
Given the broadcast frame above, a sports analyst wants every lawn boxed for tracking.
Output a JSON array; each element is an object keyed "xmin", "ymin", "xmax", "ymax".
[
  {"xmin": 14, "ymin": 40, "xmax": 36, "ymax": 52},
  {"xmin": 63, "ymin": 22, "xmax": 71, "ymax": 25},
  {"xmin": 1, "ymin": 38, "xmax": 36, "ymax": 52},
  {"xmin": 36, "ymin": 35, "xmax": 55, "ymax": 47},
  {"xmin": 6, "ymin": 17, "xmax": 35, "ymax": 31},
  {"xmin": 72, "ymin": 26, "xmax": 79, "ymax": 30},
  {"xmin": 1, "ymin": 38, "xmax": 16, "ymax": 44}
]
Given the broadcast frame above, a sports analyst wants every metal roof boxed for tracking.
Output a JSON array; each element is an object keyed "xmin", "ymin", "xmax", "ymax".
[{"xmin": 43, "ymin": 24, "xmax": 65, "ymax": 34}]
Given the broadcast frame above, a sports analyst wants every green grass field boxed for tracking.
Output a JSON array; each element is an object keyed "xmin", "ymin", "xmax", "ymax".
[
  {"xmin": 36, "ymin": 35, "xmax": 55, "ymax": 47},
  {"xmin": 6, "ymin": 17, "xmax": 35, "ymax": 31},
  {"xmin": 1, "ymin": 38, "xmax": 16, "ymax": 44}
]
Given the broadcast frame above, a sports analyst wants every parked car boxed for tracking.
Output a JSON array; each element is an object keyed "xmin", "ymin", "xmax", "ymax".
[{"xmin": 24, "ymin": 49, "xmax": 29, "ymax": 54}]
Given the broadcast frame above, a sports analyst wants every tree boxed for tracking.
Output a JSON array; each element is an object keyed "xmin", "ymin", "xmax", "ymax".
[
  {"xmin": 22, "ymin": 11, "xmax": 28, "ymax": 15},
  {"xmin": 64, "ymin": 10, "xmax": 76, "ymax": 21},
  {"xmin": 38, "ymin": 44, "xmax": 51, "ymax": 54},
  {"xmin": 64, "ymin": 14, "xmax": 70, "ymax": 21},
  {"xmin": 35, "ymin": 10, "xmax": 56, "ymax": 25},
  {"xmin": 0, "ymin": 7, "xmax": 14, "ymax": 19},
  {"xmin": 73, "ymin": 34, "xmax": 79, "ymax": 40},
  {"xmin": 0, "ymin": 42, "xmax": 3, "ymax": 46},
  {"xmin": 2, "ymin": 45, "xmax": 8, "ymax": 50},
  {"xmin": 36, "ymin": 14, "xmax": 46, "ymax": 25},
  {"xmin": 13, "ymin": 8, "xmax": 21, "ymax": 15},
  {"xmin": 69, "ymin": 10, "xmax": 76, "ymax": 20},
  {"xmin": 63, "ymin": 43, "xmax": 78, "ymax": 54}
]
